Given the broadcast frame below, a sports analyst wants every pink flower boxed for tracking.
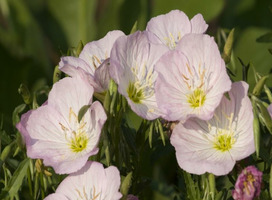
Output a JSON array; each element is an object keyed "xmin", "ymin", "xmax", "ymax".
[
  {"xmin": 155, "ymin": 34, "xmax": 231, "ymax": 122},
  {"xmin": 127, "ymin": 194, "xmax": 138, "ymax": 200},
  {"xmin": 146, "ymin": 10, "xmax": 208, "ymax": 49},
  {"xmin": 170, "ymin": 82, "xmax": 255, "ymax": 175},
  {"xmin": 44, "ymin": 161, "xmax": 122, "ymax": 200},
  {"xmin": 232, "ymin": 165, "xmax": 262, "ymax": 200},
  {"xmin": 110, "ymin": 31, "xmax": 168, "ymax": 120},
  {"xmin": 59, "ymin": 30, "xmax": 124, "ymax": 93},
  {"xmin": 16, "ymin": 74, "xmax": 107, "ymax": 174}
]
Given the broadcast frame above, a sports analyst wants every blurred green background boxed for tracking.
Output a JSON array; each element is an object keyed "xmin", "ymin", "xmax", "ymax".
[{"xmin": 1, "ymin": 0, "xmax": 272, "ymax": 129}]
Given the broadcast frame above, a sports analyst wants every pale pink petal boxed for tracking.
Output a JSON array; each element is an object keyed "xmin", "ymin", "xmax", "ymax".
[
  {"xmin": 190, "ymin": 14, "xmax": 208, "ymax": 34},
  {"xmin": 48, "ymin": 162, "xmax": 122, "ymax": 200},
  {"xmin": 59, "ymin": 56, "xmax": 94, "ymax": 76},
  {"xmin": 110, "ymin": 31, "xmax": 168, "ymax": 120},
  {"xmin": 93, "ymin": 59, "xmax": 111, "ymax": 92},
  {"xmin": 48, "ymin": 75, "xmax": 94, "ymax": 120},
  {"xmin": 171, "ymin": 81, "xmax": 255, "ymax": 175},
  {"xmin": 17, "ymin": 76, "xmax": 107, "ymax": 174},
  {"xmin": 79, "ymin": 30, "xmax": 125, "ymax": 72},
  {"xmin": 156, "ymin": 34, "xmax": 231, "ymax": 121},
  {"xmin": 16, "ymin": 110, "xmax": 35, "ymax": 146},
  {"xmin": 146, "ymin": 10, "xmax": 191, "ymax": 49}
]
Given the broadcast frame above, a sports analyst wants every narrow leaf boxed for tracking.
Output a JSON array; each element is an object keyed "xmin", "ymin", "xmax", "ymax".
[
  {"xmin": 222, "ymin": 28, "xmax": 235, "ymax": 64},
  {"xmin": 53, "ymin": 65, "xmax": 62, "ymax": 84},
  {"xmin": 208, "ymin": 173, "xmax": 216, "ymax": 199},
  {"xmin": 257, "ymin": 101, "xmax": 272, "ymax": 134},
  {"xmin": 18, "ymin": 84, "xmax": 31, "ymax": 105},
  {"xmin": 256, "ymin": 32, "xmax": 272, "ymax": 43},
  {"xmin": 0, "ymin": 158, "xmax": 30, "ymax": 199},
  {"xmin": 148, "ymin": 122, "xmax": 154, "ymax": 148},
  {"xmin": 76, "ymin": 40, "xmax": 84, "ymax": 57},
  {"xmin": 157, "ymin": 119, "xmax": 165, "ymax": 146},
  {"xmin": 130, "ymin": 21, "xmax": 138, "ymax": 34},
  {"xmin": 252, "ymin": 75, "xmax": 269, "ymax": 96},
  {"xmin": 78, "ymin": 105, "xmax": 91, "ymax": 123},
  {"xmin": 121, "ymin": 172, "xmax": 133, "ymax": 197},
  {"xmin": 12, "ymin": 104, "xmax": 26, "ymax": 127},
  {"xmin": 252, "ymin": 99, "xmax": 260, "ymax": 158}
]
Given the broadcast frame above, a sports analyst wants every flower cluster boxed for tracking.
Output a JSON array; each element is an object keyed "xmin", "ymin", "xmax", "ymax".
[{"xmin": 16, "ymin": 9, "xmax": 258, "ymax": 199}]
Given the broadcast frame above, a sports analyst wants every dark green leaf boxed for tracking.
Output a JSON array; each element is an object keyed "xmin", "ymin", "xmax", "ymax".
[
  {"xmin": 252, "ymin": 98, "xmax": 260, "ymax": 158},
  {"xmin": 222, "ymin": 29, "xmax": 235, "ymax": 64},
  {"xmin": 53, "ymin": 65, "xmax": 62, "ymax": 84},
  {"xmin": 121, "ymin": 172, "xmax": 133, "ymax": 197},
  {"xmin": 78, "ymin": 105, "xmax": 91, "ymax": 123},
  {"xmin": 130, "ymin": 21, "xmax": 138, "ymax": 34},
  {"xmin": 18, "ymin": 84, "xmax": 31, "ymax": 105},
  {"xmin": 252, "ymin": 75, "xmax": 269, "ymax": 96},
  {"xmin": 0, "ymin": 158, "xmax": 30, "ymax": 199},
  {"xmin": 12, "ymin": 104, "xmax": 26, "ymax": 127},
  {"xmin": 256, "ymin": 32, "xmax": 272, "ymax": 43},
  {"xmin": 257, "ymin": 101, "xmax": 272, "ymax": 134}
]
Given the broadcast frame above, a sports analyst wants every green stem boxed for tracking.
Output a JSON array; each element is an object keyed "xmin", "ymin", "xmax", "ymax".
[{"xmin": 208, "ymin": 173, "xmax": 216, "ymax": 200}]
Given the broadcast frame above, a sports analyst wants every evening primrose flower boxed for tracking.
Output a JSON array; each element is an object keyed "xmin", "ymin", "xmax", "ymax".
[
  {"xmin": 44, "ymin": 161, "xmax": 122, "ymax": 200},
  {"xmin": 155, "ymin": 34, "xmax": 231, "ymax": 121},
  {"xmin": 232, "ymin": 165, "xmax": 262, "ymax": 200},
  {"xmin": 146, "ymin": 10, "xmax": 208, "ymax": 50},
  {"xmin": 59, "ymin": 30, "xmax": 124, "ymax": 93},
  {"xmin": 16, "ymin": 74, "xmax": 107, "ymax": 174},
  {"xmin": 110, "ymin": 31, "xmax": 168, "ymax": 120},
  {"xmin": 170, "ymin": 82, "xmax": 255, "ymax": 175}
]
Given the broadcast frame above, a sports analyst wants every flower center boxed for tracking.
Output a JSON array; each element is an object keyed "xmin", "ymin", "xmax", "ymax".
[
  {"xmin": 70, "ymin": 131, "xmax": 88, "ymax": 153},
  {"xmin": 127, "ymin": 82, "xmax": 144, "ymax": 104},
  {"xmin": 60, "ymin": 107, "xmax": 89, "ymax": 153},
  {"xmin": 187, "ymin": 89, "xmax": 206, "ymax": 108},
  {"xmin": 164, "ymin": 32, "xmax": 181, "ymax": 49},
  {"xmin": 213, "ymin": 132, "xmax": 235, "ymax": 152}
]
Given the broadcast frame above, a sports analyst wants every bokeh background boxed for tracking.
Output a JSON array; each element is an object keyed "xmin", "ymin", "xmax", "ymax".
[{"xmin": 0, "ymin": 0, "xmax": 272, "ymax": 199}]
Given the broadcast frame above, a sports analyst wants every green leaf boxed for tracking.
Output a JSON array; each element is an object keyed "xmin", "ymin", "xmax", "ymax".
[
  {"xmin": 103, "ymin": 90, "xmax": 111, "ymax": 113},
  {"xmin": 157, "ymin": 119, "xmax": 166, "ymax": 146},
  {"xmin": 208, "ymin": 173, "xmax": 216, "ymax": 199},
  {"xmin": 120, "ymin": 172, "xmax": 133, "ymax": 197},
  {"xmin": 0, "ymin": 158, "xmax": 30, "ymax": 199},
  {"xmin": 256, "ymin": 32, "xmax": 272, "ymax": 43},
  {"xmin": 18, "ymin": 84, "xmax": 31, "ymax": 105},
  {"xmin": 252, "ymin": 75, "xmax": 269, "ymax": 96},
  {"xmin": 76, "ymin": 40, "xmax": 84, "ymax": 57},
  {"xmin": 12, "ymin": 104, "xmax": 26, "ymax": 127},
  {"xmin": 183, "ymin": 171, "xmax": 198, "ymax": 200},
  {"xmin": 222, "ymin": 29, "xmax": 235, "ymax": 64},
  {"xmin": 252, "ymin": 98, "xmax": 260, "ymax": 158},
  {"xmin": 0, "ymin": 142, "xmax": 15, "ymax": 163},
  {"xmin": 130, "ymin": 21, "xmax": 138, "ymax": 34},
  {"xmin": 148, "ymin": 122, "xmax": 154, "ymax": 148},
  {"xmin": 256, "ymin": 100, "xmax": 272, "ymax": 134},
  {"xmin": 77, "ymin": 105, "xmax": 91, "ymax": 123},
  {"xmin": 53, "ymin": 65, "xmax": 62, "ymax": 84}
]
